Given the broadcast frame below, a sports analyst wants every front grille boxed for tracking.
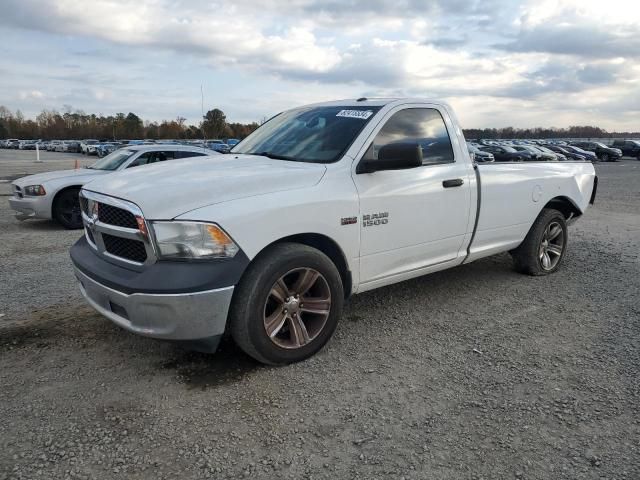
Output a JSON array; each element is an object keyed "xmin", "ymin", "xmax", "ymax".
[
  {"xmin": 98, "ymin": 203, "xmax": 138, "ymax": 229},
  {"xmin": 103, "ymin": 234, "xmax": 147, "ymax": 263}
]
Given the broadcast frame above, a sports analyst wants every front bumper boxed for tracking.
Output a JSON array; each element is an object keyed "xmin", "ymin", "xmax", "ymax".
[
  {"xmin": 8, "ymin": 195, "xmax": 50, "ymax": 220},
  {"xmin": 73, "ymin": 265, "xmax": 234, "ymax": 343}
]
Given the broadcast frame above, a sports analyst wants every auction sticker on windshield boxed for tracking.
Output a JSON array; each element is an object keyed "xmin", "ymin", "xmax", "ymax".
[{"xmin": 336, "ymin": 110, "xmax": 374, "ymax": 120}]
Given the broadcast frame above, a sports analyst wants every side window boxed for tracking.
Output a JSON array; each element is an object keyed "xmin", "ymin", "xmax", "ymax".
[
  {"xmin": 175, "ymin": 151, "xmax": 207, "ymax": 159},
  {"xmin": 363, "ymin": 108, "xmax": 454, "ymax": 165},
  {"xmin": 151, "ymin": 151, "xmax": 174, "ymax": 163},
  {"xmin": 127, "ymin": 151, "xmax": 175, "ymax": 168},
  {"xmin": 127, "ymin": 152, "xmax": 152, "ymax": 168}
]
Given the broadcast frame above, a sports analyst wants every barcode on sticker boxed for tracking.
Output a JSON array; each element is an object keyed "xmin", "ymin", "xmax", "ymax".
[{"xmin": 336, "ymin": 110, "xmax": 373, "ymax": 120}]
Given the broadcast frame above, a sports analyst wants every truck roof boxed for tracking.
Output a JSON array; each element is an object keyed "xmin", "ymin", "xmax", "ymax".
[{"xmin": 303, "ymin": 98, "xmax": 451, "ymax": 109}]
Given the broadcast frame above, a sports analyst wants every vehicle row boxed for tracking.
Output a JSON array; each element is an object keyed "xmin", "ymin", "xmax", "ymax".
[
  {"xmin": 471, "ymin": 138, "xmax": 640, "ymax": 162},
  {"xmin": 0, "ymin": 137, "xmax": 242, "ymax": 155}
]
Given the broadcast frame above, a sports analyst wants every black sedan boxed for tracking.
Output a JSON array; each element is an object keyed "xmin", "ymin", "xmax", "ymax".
[{"xmin": 478, "ymin": 145, "xmax": 531, "ymax": 162}]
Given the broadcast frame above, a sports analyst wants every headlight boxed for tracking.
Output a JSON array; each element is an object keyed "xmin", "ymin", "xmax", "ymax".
[
  {"xmin": 23, "ymin": 185, "xmax": 46, "ymax": 196},
  {"xmin": 151, "ymin": 221, "xmax": 239, "ymax": 260}
]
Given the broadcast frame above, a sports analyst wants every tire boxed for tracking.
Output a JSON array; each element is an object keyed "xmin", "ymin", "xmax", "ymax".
[
  {"xmin": 601, "ymin": 153, "xmax": 609, "ymax": 162},
  {"xmin": 229, "ymin": 243, "xmax": 344, "ymax": 365},
  {"xmin": 511, "ymin": 208, "xmax": 568, "ymax": 276},
  {"xmin": 52, "ymin": 188, "xmax": 83, "ymax": 229}
]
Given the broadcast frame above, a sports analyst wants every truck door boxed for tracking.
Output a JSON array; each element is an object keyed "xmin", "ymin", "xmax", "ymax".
[{"xmin": 352, "ymin": 106, "xmax": 473, "ymax": 288}]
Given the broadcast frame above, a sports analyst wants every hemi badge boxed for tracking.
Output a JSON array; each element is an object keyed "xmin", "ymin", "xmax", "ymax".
[{"xmin": 341, "ymin": 216, "xmax": 357, "ymax": 226}]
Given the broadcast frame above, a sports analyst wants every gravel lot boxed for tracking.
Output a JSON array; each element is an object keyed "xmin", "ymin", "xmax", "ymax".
[{"xmin": 1, "ymin": 151, "xmax": 639, "ymax": 479}]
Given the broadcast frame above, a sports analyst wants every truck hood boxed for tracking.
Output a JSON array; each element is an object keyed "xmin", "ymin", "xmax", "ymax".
[
  {"xmin": 13, "ymin": 168, "xmax": 109, "ymax": 187},
  {"xmin": 82, "ymin": 154, "xmax": 327, "ymax": 219}
]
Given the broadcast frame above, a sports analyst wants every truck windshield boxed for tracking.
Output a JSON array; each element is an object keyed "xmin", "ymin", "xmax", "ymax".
[
  {"xmin": 232, "ymin": 105, "xmax": 382, "ymax": 163},
  {"xmin": 88, "ymin": 149, "xmax": 136, "ymax": 171}
]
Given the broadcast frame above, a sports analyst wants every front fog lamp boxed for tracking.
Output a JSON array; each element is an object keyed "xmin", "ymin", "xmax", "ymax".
[
  {"xmin": 24, "ymin": 185, "xmax": 46, "ymax": 196},
  {"xmin": 151, "ymin": 221, "xmax": 239, "ymax": 260}
]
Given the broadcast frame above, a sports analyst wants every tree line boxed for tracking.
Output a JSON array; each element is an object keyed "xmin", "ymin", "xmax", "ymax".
[
  {"xmin": 1, "ymin": 104, "xmax": 637, "ymax": 140},
  {"xmin": 0, "ymin": 106, "xmax": 260, "ymax": 140}
]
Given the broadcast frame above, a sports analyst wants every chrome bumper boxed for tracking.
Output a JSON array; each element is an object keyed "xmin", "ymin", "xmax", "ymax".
[{"xmin": 73, "ymin": 266, "xmax": 234, "ymax": 341}]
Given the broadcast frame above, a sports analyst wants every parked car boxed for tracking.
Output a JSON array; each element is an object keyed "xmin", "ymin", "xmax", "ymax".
[
  {"xmin": 54, "ymin": 141, "xmax": 70, "ymax": 152},
  {"xmin": 96, "ymin": 142, "xmax": 121, "ymax": 157},
  {"xmin": 611, "ymin": 139, "xmax": 640, "ymax": 159},
  {"xmin": 69, "ymin": 98, "xmax": 597, "ymax": 365},
  {"xmin": 5, "ymin": 139, "xmax": 20, "ymax": 148},
  {"xmin": 46, "ymin": 140, "xmax": 62, "ymax": 151},
  {"xmin": 467, "ymin": 143, "xmax": 494, "ymax": 162},
  {"xmin": 512, "ymin": 145, "xmax": 556, "ymax": 161},
  {"xmin": 571, "ymin": 141, "xmax": 622, "ymax": 162},
  {"xmin": 226, "ymin": 138, "xmax": 240, "ymax": 147},
  {"xmin": 534, "ymin": 145, "xmax": 566, "ymax": 161},
  {"xmin": 562, "ymin": 145, "xmax": 598, "ymax": 162},
  {"xmin": 81, "ymin": 140, "xmax": 99, "ymax": 155},
  {"xmin": 547, "ymin": 145, "xmax": 587, "ymax": 161},
  {"xmin": 9, "ymin": 145, "xmax": 219, "ymax": 229},
  {"xmin": 206, "ymin": 139, "xmax": 231, "ymax": 153},
  {"xmin": 479, "ymin": 144, "xmax": 531, "ymax": 162}
]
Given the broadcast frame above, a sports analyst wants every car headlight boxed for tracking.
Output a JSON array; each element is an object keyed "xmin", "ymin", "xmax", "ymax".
[
  {"xmin": 23, "ymin": 185, "xmax": 46, "ymax": 196},
  {"xmin": 151, "ymin": 221, "xmax": 239, "ymax": 260}
]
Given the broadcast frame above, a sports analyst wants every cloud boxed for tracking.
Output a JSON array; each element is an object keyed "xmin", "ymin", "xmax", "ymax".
[
  {"xmin": 496, "ymin": 24, "xmax": 640, "ymax": 58},
  {"xmin": 0, "ymin": 0, "xmax": 639, "ymax": 130}
]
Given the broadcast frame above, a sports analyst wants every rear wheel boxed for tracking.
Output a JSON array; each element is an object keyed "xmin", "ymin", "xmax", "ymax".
[
  {"xmin": 53, "ymin": 188, "xmax": 83, "ymax": 229},
  {"xmin": 229, "ymin": 243, "xmax": 343, "ymax": 365},
  {"xmin": 511, "ymin": 208, "xmax": 567, "ymax": 276}
]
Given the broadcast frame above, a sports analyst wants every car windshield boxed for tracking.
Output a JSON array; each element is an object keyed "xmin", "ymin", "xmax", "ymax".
[
  {"xmin": 501, "ymin": 146, "xmax": 517, "ymax": 153},
  {"xmin": 232, "ymin": 105, "xmax": 382, "ymax": 163},
  {"xmin": 593, "ymin": 143, "xmax": 607, "ymax": 148},
  {"xmin": 88, "ymin": 149, "xmax": 136, "ymax": 170}
]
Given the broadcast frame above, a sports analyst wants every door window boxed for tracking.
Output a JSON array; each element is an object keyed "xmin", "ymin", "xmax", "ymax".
[
  {"xmin": 363, "ymin": 108, "xmax": 454, "ymax": 165},
  {"xmin": 175, "ymin": 150, "xmax": 207, "ymax": 159},
  {"xmin": 127, "ymin": 151, "xmax": 175, "ymax": 168}
]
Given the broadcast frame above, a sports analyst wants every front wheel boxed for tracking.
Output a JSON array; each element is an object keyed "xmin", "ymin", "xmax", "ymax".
[
  {"xmin": 229, "ymin": 243, "xmax": 344, "ymax": 365},
  {"xmin": 53, "ymin": 188, "xmax": 83, "ymax": 229},
  {"xmin": 601, "ymin": 153, "xmax": 609, "ymax": 162},
  {"xmin": 511, "ymin": 208, "xmax": 568, "ymax": 276}
]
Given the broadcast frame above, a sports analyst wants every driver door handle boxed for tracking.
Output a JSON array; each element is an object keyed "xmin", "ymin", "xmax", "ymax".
[{"xmin": 442, "ymin": 178, "xmax": 464, "ymax": 188}]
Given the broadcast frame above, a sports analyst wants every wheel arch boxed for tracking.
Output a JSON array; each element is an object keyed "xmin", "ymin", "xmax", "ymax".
[
  {"xmin": 249, "ymin": 233, "xmax": 353, "ymax": 299},
  {"xmin": 543, "ymin": 196, "xmax": 582, "ymax": 220},
  {"xmin": 51, "ymin": 185, "xmax": 83, "ymax": 217}
]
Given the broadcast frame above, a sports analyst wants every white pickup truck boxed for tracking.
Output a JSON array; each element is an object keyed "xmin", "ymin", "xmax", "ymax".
[{"xmin": 70, "ymin": 98, "xmax": 597, "ymax": 365}]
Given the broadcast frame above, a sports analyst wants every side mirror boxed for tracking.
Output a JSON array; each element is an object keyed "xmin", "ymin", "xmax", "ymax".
[{"xmin": 356, "ymin": 143, "xmax": 423, "ymax": 174}]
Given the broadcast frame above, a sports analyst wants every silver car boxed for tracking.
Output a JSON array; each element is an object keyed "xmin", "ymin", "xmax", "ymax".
[{"xmin": 9, "ymin": 145, "xmax": 219, "ymax": 229}]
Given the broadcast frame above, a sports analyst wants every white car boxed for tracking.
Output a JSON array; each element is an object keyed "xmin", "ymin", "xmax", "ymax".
[
  {"xmin": 71, "ymin": 98, "xmax": 597, "ymax": 364},
  {"xmin": 81, "ymin": 140, "xmax": 99, "ymax": 155},
  {"xmin": 9, "ymin": 145, "xmax": 218, "ymax": 229}
]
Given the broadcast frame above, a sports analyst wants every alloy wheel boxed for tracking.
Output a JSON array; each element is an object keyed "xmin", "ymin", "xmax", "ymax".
[
  {"xmin": 263, "ymin": 268, "xmax": 331, "ymax": 349},
  {"xmin": 539, "ymin": 221, "xmax": 564, "ymax": 271}
]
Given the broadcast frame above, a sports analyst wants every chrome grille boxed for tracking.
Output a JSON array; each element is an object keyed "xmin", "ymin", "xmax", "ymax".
[
  {"xmin": 79, "ymin": 190, "xmax": 155, "ymax": 268},
  {"xmin": 103, "ymin": 234, "xmax": 147, "ymax": 263},
  {"xmin": 98, "ymin": 203, "xmax": 138, "ymax": 229}
]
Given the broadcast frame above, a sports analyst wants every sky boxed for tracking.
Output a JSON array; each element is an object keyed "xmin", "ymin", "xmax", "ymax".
[{"xmin": 0, "ymin": 0, "xmax": 639, "ymax": 130}]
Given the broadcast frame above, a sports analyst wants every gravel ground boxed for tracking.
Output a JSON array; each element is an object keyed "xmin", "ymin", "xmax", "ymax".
[{"xmin": 0, "ymin": 156, "xmax": 639, "ymax": 480}]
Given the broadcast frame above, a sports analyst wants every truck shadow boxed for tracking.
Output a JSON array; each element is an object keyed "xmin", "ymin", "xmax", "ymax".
[{"xmin": 160, "ymin": 339, "xmax": 263, "ymax": 390}]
